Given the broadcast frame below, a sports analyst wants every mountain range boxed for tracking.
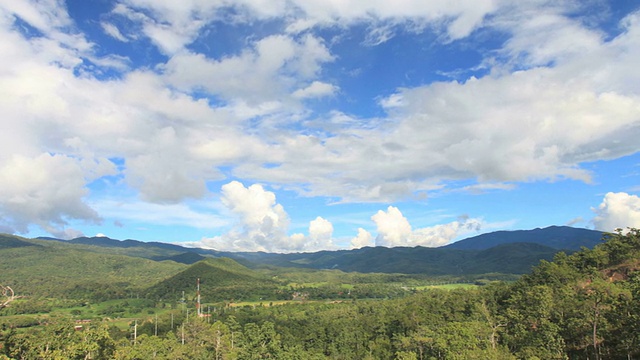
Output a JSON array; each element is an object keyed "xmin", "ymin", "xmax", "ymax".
[{"xmin": 23, "ymin": 225, "xmax": 605, "ymax": 275}]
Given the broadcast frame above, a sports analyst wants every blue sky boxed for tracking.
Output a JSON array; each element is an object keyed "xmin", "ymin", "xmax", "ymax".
[{"xmin": 1, "ymin": 0, "xmax": 640, "ymax": 252}]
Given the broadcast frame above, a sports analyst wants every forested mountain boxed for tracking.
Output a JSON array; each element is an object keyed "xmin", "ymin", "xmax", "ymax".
[
  {"xmin": 232, "ymin": 243, "xmax": 560, "ymax": 275},
  {"xmin": 37, "ymin": 235, "xmax": 216, "ymax": 259},
  {"xmin": 28, "ymin": 225, "xmax": 604, "ymax": 275},
  {"xmin": 0, "ymin": 235, "xmax": 184, "ymax": 300},
  {"xmin": 0, "ymin": 234, "xmax": 38, "ymax": 249},
  {"xmin": 445, "ymin": 225, "xmax": 603, "ymax": 250}
]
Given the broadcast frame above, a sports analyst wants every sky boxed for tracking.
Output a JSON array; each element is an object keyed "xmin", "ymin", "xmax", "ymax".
[{"xmin": 1, "ymin": 0, "xmax": 640, "ymax": 253}]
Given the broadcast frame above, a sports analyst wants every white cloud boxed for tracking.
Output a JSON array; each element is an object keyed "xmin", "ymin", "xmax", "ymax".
[
  {"xmin": 199, "ymin": 181, "xmax": 341, "ymax": 252},
  {"xmin": 372, "ymin": 206, "xmax": 413, "ymax": 247},
  {"xmin": 92, "ymin": 198, "xmax": 228, "ymax": 230},
  {"xmin": 292, "ymin": 81, "xmax": 338, "ymax": 99},
  {"xmin": 308, "ymin": 216, "xmax": 335, "ymax": 250},
  {"xmin": 592, "ymin": 192, "xmax": 640, "ymax": 232},
  {"xmin": 457, "ymin": 183, "xmax": 517, "ymax": 194},
  {"xmin": 202, "ymin": 181, "xmax": 291, "ymax": 252},
  {"xmin": 0, "ymin": 153, "xmax": 105, "ymax": 237},
  {"xmin": 372, "ymin": 206, "xmax": 482, "ymax": 247},
  {"xmin": 243, "ymin": 9, "xmax": 640, "ymax": 202},
  {"xmin": 198, "ymin": 183, "xmax": 481, "ymax": 251},
  {"xmin": 112, "ymin": 1, "xmax": 216, "ymax": 55},
  {"xmin": 2, "ymin": 0, "xmax": 640, "ymax": 248},
  {"xmin": 162, "ymin": 34, "xmax": 334, "ymax": 105},
  {"xmin": 0, "ymin": 3, "xmax": 265, "ymax": 235},
  {"xmin": 284, "ymin": 0, "xmax": 496, "ymax": 40},
  {"xmin": 350, "ymin": 227, "xmax": 373, "ymax": 249},
  {"xmin": 408, "ymin": 216, "xmax": 483, "ymax": 247},
  {"xmin": 112, "ymin": 0, "xmax": 497, "ymax": 52},
  {"xmin": 220, "ymin": 181, "xmax": 289, "ymax": 235},
  {"xmin": 0, "ymin": 0, "xmax": 73, "ymax": 36},
  {"xmin": 101, "ymin": 21, "xmax": 129, "ymax": 42}
]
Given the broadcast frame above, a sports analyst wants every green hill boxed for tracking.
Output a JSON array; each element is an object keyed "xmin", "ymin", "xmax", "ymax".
[
  {"xmin": 152, "ymin": 251, "xmax": 208, "ymax": 264},
  {"xmin": 462, "ymin": 242, "xmax": 559, "ymax": 274},
  {"xmin": 0, "ymin": 236, "xmax": 185, "ymax": 300},
  {"xmin": 0, "ymin": 234, "xmax": 40, "ymax": 249},
  {"xmin": 145, "ymin": 258, "xmax": 281, "ymax": 302}
]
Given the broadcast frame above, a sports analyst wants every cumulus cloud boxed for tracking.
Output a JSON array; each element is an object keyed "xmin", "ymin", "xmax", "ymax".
[
  {"xmin": 372, "ymin": 206, "xmax": 413, "ymax": 247},
  {"xmin": 220, "ymin": 181, "xmax": 290, "ymax": 246},
  {"xmin": 372, "ymin": 206, "xmax": 482, "ymax": 247},
  {"xmin": 201, "ymin": 181, "xmax": 338, "ymax": 252},
  {"xmin": 0, "ymin": 6, "xmax": 249, "ymax": 236},
  {"xmin": 350, "ymin": 228, "xmax": 373, "ymax": 249},
  {"xmin": 199, "ymin": 184, "xmax": 481, "ymax": 251},
  {"xmin": 408, "ymin": 216, "xmax": 483, "ymax": 248},
  {"xmin": 0, "ymin": 153, "xmax": 105, "ymax": 237},
  {"xmin": 592, "ymin": 192, "xmax": 640, "ymax": 232},
  {"xmin": 307, "ymin": 216, "xmax": 335, "ymax": 250}
]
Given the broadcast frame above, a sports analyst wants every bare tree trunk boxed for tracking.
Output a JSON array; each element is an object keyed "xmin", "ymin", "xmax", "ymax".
[
  {"xmin": 592, "ymin": 306, "xmax": 600, "ymax": 360},
  {"xmin": 1, "ymin": 285, "xmax": 20, "ymax": 309}
]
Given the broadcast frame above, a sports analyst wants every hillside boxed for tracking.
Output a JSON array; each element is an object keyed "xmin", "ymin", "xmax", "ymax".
[
  {"xmin": 152, "ymin": 252, "xmax": 208, "ymax": 264},
  {"xmin": 145, "ymin": 258, "xmax": 281, "ymax": 302},
  {"xmin": 251, "ymin": 242, "xmax": 560, "ymax": 275},
  {"xmin": 0, "ymin": 235, "xmax": 185, "ymax": 300},
  {"xmin": 462, "ymin": 242, "xmax": 559, "ymax": 274},
  {"xmin": 37, "ymin": 235, "xmax": 216, "ymax": 261},
  {"xmin": 0, "ymin": 234, "xmax": 39, "ymax": 249},
  {"xmin": 444, "ymin": 225, "xmax": 603, "ymax": 250}
]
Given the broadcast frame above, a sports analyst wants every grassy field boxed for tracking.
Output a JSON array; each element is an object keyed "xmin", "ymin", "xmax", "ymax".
[
  {"xmin": 285, "ymin": 282, "xmax": 355, "ymax": 289},
  {"xmin": 413, "ymin": 283, "xmax": 478, "ymax": 291}
]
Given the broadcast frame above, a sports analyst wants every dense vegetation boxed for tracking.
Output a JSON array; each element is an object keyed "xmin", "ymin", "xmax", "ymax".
[
  {"xmin": 1, "ymin": 229, "xmax": 639, "ymax": 359},
  {"xmin": 0, "ymin": 235, "xmax": 184, "ymax": 301}
]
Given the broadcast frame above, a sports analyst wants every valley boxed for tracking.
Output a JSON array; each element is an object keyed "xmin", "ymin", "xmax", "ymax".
[{"xmin": 1, "ymin": 227, "xmax": 639, "ymax": 359}]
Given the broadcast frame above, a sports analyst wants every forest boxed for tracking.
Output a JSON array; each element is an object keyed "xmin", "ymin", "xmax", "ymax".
[{"xmin": 0, "ymin": 229, "xmax": 639, "ymax": 359}]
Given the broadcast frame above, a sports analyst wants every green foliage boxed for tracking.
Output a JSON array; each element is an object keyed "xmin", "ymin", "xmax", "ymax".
[
  {"xmin": 3, "ymin": 316, "xmax": 115, "ymax": 360},
  {"xmin": 1, "ymin": 229, "xmax": 640, "ymax": 359},
  {"xmin": 0, "ymin": 234, "xmax": 39, "ymax": 249},
  {"xmin": 0, "ymin": 238, "xmax": 184, "ymax": 301},
  {"xmin": 145, "ymin": 258, "xmax": 281, "ymax": 303},
  {"xmin": 500, "ymin": 228, "xmax": 640, "ymax": 360}
]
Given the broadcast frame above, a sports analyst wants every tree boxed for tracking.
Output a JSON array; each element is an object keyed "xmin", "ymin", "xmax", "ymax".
[
  {"xmin": 238, "ymin": 322, "xmax": 282, "ymax": 359},
  {"xmin": 3, "ymin": 317, "xmax": 115, "ymax": 360},
  {"xmin": 503, "ymin": 285, "xmax": 566, "ymax": 359}
]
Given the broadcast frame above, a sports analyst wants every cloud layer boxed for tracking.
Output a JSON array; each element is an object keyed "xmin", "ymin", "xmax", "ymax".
[{"xmin": 0, "ymin": 1, "xmax": 639, "ymax": 247}]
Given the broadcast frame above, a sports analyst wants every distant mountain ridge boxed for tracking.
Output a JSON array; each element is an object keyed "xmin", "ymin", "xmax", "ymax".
[
  {"xmin": 22, "ymin": 225, "xmax": 606, "ymax": 275},
  {"xmin": 444, "ymin": 225, "xmax": 603, "ymax": 250},
  {"xmin": 0, "ymin": 234, "xmax": 40, "ymax": 249}
]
